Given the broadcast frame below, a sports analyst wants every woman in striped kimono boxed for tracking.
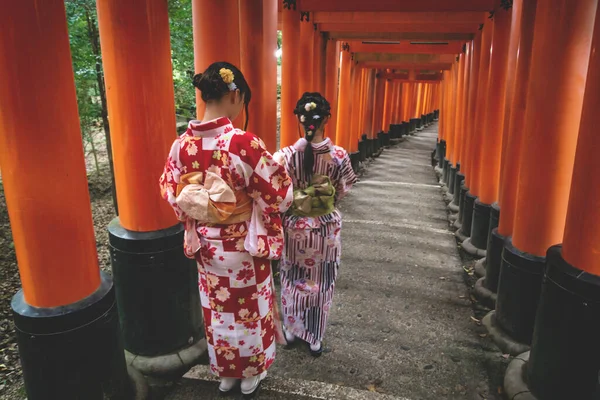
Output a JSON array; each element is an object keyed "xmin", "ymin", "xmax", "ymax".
[{"xmin": 274, "ymin": 92, "xmax": 357, "ymax": 356}]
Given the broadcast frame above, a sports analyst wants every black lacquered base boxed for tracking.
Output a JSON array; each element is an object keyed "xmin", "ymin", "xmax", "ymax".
[
  {"xmin": 108, "ymin": 220, "xmax": 202, "ymax": 358},
  {"xmin": 471, "ymin": 199, "xmax": 492, "ymax": 250},
  {"xmin": 496, "ymin": 239, "xmax": 546, "ymax": 345},
  {"xmin": 358, "ymin": 139, "xmax": 366, "ymax": 162},
  {"xmin": 448, "ymin": 165, "xmax": 457, "ymax": 195},
  {"xmin": 350, "ymin": 151, "xmax": 360, "ymax": 172},
  {"xmin": 452, "ymin": 172, "xmax": 465, "ymax": 206},
  {"xmin": 454, "ymin": 184, "xmax": 468, "ymax": 230},
  {"xmin": 12, "ymin": 272, "xmax": 132, "ymax": 400},
  {"xmin": 442, "ymin": 158, "xmax": 450, "ymax": 186},
  {"xmin": 456, "ymin": 191, "xmax": 476, "ymax": 242},
  {"xmin": 528, "ymin": 246, "xmax": 600, "ymax": 400},
  {"xmin": 483, "ymin": 228, "xmax": 506, "ymax": 294}
]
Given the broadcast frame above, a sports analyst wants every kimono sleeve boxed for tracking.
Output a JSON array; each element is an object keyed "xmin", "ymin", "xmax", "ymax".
[
  {"xmin": 335, "ymin": 148, "xmax": 357, "ymax": 202},
  {"xmin": 159, "ymin": 139, "xmax": 187, "ymax": 221},
  {"xmin": 230, "ymin": 133, "xmax": 294, "ymax": 260}
]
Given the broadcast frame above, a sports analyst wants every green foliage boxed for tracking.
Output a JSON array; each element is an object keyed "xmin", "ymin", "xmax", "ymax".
[
  {"xmin": 65, "ymin": 0, "xmax": 103, "ymax": 175},
  {"xmin": 168, "ymin": 0, "xmax": 196, "ymax": 118},
  {"xmin": 277, "ymin": 30, "xmax": 282, "ymax": 66}
]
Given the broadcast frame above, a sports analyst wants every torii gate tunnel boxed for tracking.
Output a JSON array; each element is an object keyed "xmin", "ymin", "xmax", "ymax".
[{"xmin": 1, "ymin": 0, "xmax": 600, "ymax": 399}]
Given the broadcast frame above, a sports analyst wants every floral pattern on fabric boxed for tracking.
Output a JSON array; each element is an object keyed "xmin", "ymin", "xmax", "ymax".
[
  {"xmin": 274, "ymin": 138, "xmax": 356, "ymax": 345},
  {"xmin": 159, "ymin": 118, "xmax": 293, "ymax": 378}
]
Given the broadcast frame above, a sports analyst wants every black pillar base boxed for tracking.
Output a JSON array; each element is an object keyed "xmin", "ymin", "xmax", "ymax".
[
  {"xmin": 462, "ymin": 199, "xmax": 491, "ymax": 257},
  {"xmin": 496, "ymin": 239, "xmax": 546, "ymax": 345},
  {"xmin": 108, "ymin": 220, "xmax": 205, "ymax": 378},
  {"xmin": 358, "ymin": 138, "xmax": 367, "ymax": 162},
  {"xmin": 12, "ymin": 272, "xmax": 133, "ymax": 400},
  {"xmin": 442, "ymin": 158, "xmax": 450, "ymax": 186},
  {"xmin": 483, "ymin": 228, "xmax": 507, "ymax": 295},
  {"xmin": 350, "ymin": 151, "xmax": 360, "ymax": 172},
  {"xmin": 435, "ymin": 141, "xmax": 443, "ymax": 166},
  {"xmin": 448, "ymin": 165, "xmax": 457, "ymax": 195},
  {"xmin": 382, "ymin": 132, "xmax": 390, "ymax": 147},
  {"xmin": 454, "ymin": 183, "xmax": 468, "ymax": 230},
  {"xmin": 401, "ymin": 121, "xmax": 409, "ymax": 137},
  {"xmin": 452, "ymin": 172, "xmax": 465, "ymax": 207},
  {"xmin": 456, "ymin": 190, "xmax": 476, "ymax": 242},
  {"xmin": 528, "ymin": 246, "xmax": 600, "ymax": 400},
  {"xmin": 366, "ymin": 138, "xmax": 374, "ymax": 158}
]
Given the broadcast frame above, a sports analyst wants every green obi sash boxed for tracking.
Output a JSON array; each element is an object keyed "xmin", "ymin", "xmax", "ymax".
[{"xmin": 290, "ymin": 174, "xmax": 336, "ymax": 218}]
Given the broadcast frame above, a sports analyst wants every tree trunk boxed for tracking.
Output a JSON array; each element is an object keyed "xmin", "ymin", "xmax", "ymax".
[{"xmin": 86, "ymin": 9, "xmax": 119, "ymax": 215}]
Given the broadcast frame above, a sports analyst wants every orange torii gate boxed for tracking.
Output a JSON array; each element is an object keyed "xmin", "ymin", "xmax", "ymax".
[{"xmin": 6, "ymin": 0, "xmax": 600, "ymax": 399}]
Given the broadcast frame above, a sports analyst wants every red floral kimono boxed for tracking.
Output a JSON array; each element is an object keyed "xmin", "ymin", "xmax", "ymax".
[{"xmin": 160, "ymin": 118, "xmax": 293, "ymax": 378}]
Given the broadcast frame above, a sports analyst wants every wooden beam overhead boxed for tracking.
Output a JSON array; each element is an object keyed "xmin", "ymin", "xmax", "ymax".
[
  {"xmin": 358, "ymin": 61, "xmax": 452, "ymax": 70},
  {"xmin": 329, "ymin": 32, "xmax": 475, "ymax": 41},
  {"xmin": 348, "ymin": 41, "xmax": 464, "ymax": 55},
  {"xmin": 313, "ymin": 11, "xmax": 486, "ymax": 25},
  {"xmin": 354, "ymin": 52, "xmax": 456, "ymax": 63},
  {"xmin": 318, "ymin": 22, "xmax": 480, "ymax": 34},
  {"xmin": 378, "ymin": 72, "xmax": 443, "ymax": 81},
  {"xmin": 299, "ymin": 0, "xmax": 495, "ymax": 12}
]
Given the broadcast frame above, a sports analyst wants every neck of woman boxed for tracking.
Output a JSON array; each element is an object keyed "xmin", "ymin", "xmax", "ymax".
[{"xmin": 202, "ymin": 103, "xmax": 229, "ymax": 124}]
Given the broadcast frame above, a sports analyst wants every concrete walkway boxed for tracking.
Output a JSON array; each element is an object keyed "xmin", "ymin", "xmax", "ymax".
[{"xmin": 166, "ymin": 123, "xmax": 506, "ymax": 400}]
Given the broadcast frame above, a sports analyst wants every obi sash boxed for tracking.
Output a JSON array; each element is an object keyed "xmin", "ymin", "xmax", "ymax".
[
  {"xmin": 289, "ymin": 174, "xmax": 336, "ymax": 218},
  {"xmin": 175, "ymin": 171, "xmax": 253, "ymax": 257}
]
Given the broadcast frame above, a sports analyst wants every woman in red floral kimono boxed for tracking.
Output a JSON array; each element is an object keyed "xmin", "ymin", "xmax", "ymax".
[
  {"xmin": 160, "ymin": 62, "xmax": 293, "ymax": 395},
  {"xmin": 274, "ymin": 92, "xmax": 356, "ymax": 356}
]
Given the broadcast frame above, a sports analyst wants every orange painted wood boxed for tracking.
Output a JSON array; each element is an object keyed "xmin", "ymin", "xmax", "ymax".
[
  {"xmin": 299, "ymin": 16, "xmax": 315, "ymax": 90},
  {"xmin": 331, "ymin": 32, "xmax": 475, "ymax": 42},
  {"xmin": 313, "ymin": 28, "xmax": 326, "ymax": 94},
  {"xmin": 477, "ymin": 5, "xmax": 512, "ymax": 205},
  {"xmin": 382, "ymin": 79, "xmax": 392, "ymax": 129},
  {"xmin": 299, "ymin": 0, "xmax": 495, "ymax": 13},
  {"xmin": 240, "ymin": 0, "xmax": 278, "ymax": 153},
  {"xmin": 349, "ymin": 65, "xmax": 363, "ymax": 152},
  {"xmin": 562, "ymin": 3, "xmax": 600, "ymax": 274},
  {"xmin": 348, "ymin": 42, "xmax": 464, "ymax": 55},
  {"xmin": 319, "ymin": 22, "xmax": 480, "ymax": 34},
  {"xmin": 336, "ymin": 47, "xmax": 353, "ymax": 150},
  {"xmin": 458, "ymin": 44, "xmax": 471, "ymax": 165},
  {"xmin": 281, "ymin": 2, "xmax": 302, "ymax": 148},
  {"xmin": 325, "ymin": 39, "xmax": 340, "ymax": 143},
  {"xmin": 453, "ymin": 54, "xmax": 465, "ymax": 165},
  {"xmin": 0, "ymin": 1, "xmax": 100, "ymax": 307},
  {"xmin": 402, "ymin": 80, "xmax": 411, "ymax": 122},
  {"xmin": 362, "ymin": 69, "xmax": 376, "ymax": 138},
  {"xmin": 446, "ymin": 64, "xmax": 458, "ymax": 164},
  {"xmin": 313, "ymin": 11, "xmax": 486, "ymax": 25},
  {"xmin": 97, "ymin": 0, "xmax": 177, "ymax": 232},
  {"xmin": 373, "ymin": 73, "xmax": 386, "ymax": 134},
  {"xmin": 192, "ymin": 0, "xmax": 241, "ymax": 127},
  {"xmin": 498, "ymin": 0, "xmax": 530, "ymax": 237},
  {"xmin": 511, "ymin": 0, "xmax": 597, "ymax": 257},
  {"xmin": 468, "ymin": 20, "xmax": 493, "ymax": 196},
  {"xmin": 464, "ymin": 32, "xmax": 482, "ymax": 187},
  {"xmin": 359, "ymin": 62, "xmax": 453, "ymax": 70}
]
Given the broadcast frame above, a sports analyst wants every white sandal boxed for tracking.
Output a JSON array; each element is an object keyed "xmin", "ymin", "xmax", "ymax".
[
  {"xmin": 241, "ymin": 371, "xmax": 267, "ymax": 395},
  {"xmin": 218, "ymin": 377, "xmax": 238, "ymax": 393}
]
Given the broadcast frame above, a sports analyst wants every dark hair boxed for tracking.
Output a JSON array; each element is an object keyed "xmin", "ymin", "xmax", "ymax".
[
  {"xmin": 293, "ymin": 92, "xmax": 331, "ymax": 181},
  {"xmin": 192, "ymin": 62, "xmax": 252, "ymax": 130}
]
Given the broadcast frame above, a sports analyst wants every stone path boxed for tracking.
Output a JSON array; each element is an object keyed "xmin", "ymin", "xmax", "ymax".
[{"xmin": 166, "ymin": 123, "xmax": 507, "ymax": 400}]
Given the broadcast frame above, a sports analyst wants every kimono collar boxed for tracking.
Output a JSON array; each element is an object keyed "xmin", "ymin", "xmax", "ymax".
[
  {"xmin": 293, "ymin": 137, "xmax": 333, "ymax": 153},
  {"xmin": 188, "ymin": 117, "xmax": 233, "ymax": 137}
]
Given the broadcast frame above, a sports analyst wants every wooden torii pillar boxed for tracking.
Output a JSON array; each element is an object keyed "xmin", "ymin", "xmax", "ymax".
[
  {"xmin": 489, "ymin": 0, "xmax": 596, "ymax": 357},
  {"xmin": 475, "ymin": 0, "xmax": 527, "ymax": 303},
  {"xmin": 281, "ymin": 0, "xmax": 302, "ymax": 148},
  {"xmin": 0, "ymin": 2, "xmax": 131, "ymax": 398},
  {"xmin": 506, "ymin": 2, "xmax": 600, "ymax": 399},
  {"xmin": 462, "ymin": 4, "xmax": 513, "ymax": 258},
  {"xmin": 97, "ymin": 0, "xmax": 205, "ymax": 380},
  {"xmin": 456, "ymin": 18, "xmax": 493, "ymax": 243}
]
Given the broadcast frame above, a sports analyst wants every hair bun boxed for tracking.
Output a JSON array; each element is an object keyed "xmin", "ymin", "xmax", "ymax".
[{"xmin": 192, "ymin": 73, "xmax": 203, "ymax": 90}]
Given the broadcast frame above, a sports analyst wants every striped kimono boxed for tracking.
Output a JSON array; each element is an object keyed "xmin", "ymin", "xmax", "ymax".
[
  {"xmin": 275, "ymin": 138, "xmax": 356, "ymax": 345},
  {"xmin": 160, "ymin": 118, "xmax": 293, "ymax": 379}
]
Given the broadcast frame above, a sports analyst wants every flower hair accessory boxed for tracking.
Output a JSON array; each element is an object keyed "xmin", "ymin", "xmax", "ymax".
[
  {"xmin": 304, "ymin": 102, "xmax": 317, "ymax": 112},
  {"xmin": 219, "ymin": 68, "xmax": 237, "ymax": 91}
]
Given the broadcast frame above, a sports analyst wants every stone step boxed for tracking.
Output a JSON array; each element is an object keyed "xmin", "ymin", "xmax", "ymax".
[{"xmin": 165, "ymin": 365, "xmax": 411, "ymax": 400}]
